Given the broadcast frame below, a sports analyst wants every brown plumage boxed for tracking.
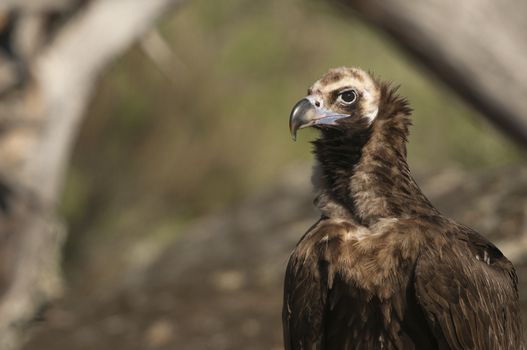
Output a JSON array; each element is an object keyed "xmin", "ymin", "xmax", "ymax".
[{"xmin": 283, "ymin": 67, "xmax": 524, "ymax": 349}]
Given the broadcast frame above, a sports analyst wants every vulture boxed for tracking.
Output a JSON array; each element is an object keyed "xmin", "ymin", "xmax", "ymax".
[{"xmin": 283, "ymin": 67, "xmax": 524, "ymax": 349}]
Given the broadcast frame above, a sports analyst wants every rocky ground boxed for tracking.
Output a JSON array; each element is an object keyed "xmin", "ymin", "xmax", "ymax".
[{"xmin": 23, "ymin": 164, "xmax": 527, "ymax": 350}]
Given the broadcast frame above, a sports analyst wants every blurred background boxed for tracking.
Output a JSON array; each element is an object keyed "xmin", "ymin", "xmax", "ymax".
[{"xmin": 0, "ymin": 0, "xmax": 525, "ymax": 349}]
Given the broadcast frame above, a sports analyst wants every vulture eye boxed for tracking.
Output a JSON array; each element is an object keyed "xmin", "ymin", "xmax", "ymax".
[{"xmin": 337, "ymin": 90, "xmax": 357, "ymax": 105}]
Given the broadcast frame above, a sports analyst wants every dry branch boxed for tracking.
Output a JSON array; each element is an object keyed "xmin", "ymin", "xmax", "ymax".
[{"xmin": 339, "ymin": 0, "xmax": 527, "ymax": 147}]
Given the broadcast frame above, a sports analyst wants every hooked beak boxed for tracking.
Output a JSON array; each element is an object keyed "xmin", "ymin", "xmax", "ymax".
[{"xmin": 289, "ymin": 96, "xmax": 349, "ymax": 141}]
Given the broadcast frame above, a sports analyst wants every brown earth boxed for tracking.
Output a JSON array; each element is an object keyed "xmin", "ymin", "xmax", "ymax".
[{"xmin": 23, "ymin": 164, "xmax": 527, "ymax": 350}]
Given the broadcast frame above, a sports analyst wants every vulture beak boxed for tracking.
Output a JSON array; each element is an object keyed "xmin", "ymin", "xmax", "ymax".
[{"xmin": 289, "ymin": 96, "xmax": 349, "ymax": 141}]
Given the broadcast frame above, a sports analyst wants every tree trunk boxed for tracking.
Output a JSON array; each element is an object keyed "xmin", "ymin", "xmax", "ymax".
[{"xmin": 0, "ymin": 1, "xmax": 183, "ymax": 348}]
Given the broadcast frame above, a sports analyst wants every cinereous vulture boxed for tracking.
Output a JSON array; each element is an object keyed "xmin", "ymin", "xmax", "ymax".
[{"xmin": 283, "ymin": 67, "xmax": 524, "ymax": 350}]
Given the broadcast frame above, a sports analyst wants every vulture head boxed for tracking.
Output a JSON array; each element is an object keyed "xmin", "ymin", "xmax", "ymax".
[{"xmin": 289, "ymin": 67, "xmax": 382, "ymax": 140}]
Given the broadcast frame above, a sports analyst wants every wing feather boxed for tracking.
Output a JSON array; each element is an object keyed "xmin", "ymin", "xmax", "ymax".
[
  {"xmin": 415, "ymin": 228, "xmax": 524, "ymax": 349},
  {"xmin": 282, "ymin": 221, "xmax": 346, "ymax": 350}
]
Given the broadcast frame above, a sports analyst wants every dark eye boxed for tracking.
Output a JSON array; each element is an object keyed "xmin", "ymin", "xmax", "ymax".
[{"xmin": 337, "ymin": 90, "xmax": 357, "ymax": 105}]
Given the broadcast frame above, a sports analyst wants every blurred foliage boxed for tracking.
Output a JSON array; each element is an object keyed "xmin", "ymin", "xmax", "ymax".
[{"xmin": 61, "ymin": 0, "xmax": 522, "ymax": 282}]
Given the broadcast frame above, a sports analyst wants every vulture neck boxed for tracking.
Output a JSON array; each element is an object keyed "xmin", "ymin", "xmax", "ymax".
[{"xmin": 313, "ymin": 93, "xmax": 437, "ymax": 226}]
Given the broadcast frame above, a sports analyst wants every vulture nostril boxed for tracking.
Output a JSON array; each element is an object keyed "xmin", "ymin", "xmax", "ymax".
[{"xmin": 315, "ymin": 101, "xmax": 321, "ymax": 107}]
